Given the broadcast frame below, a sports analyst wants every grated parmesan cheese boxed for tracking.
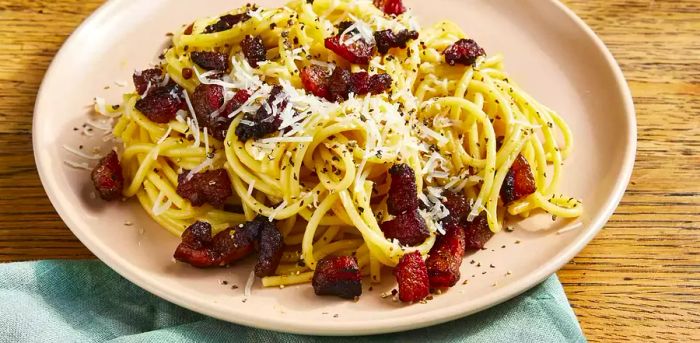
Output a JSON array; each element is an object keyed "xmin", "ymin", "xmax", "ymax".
[
  {"xmin": 175, "ymin": 110, "xmax": 188, "ymax": 122},
  {"xmin": 247, "ymin": 180, "xmax": 256, "ymax": 196},
  {"xmin": 467, "ymin": 198, "xmax": 486, "ymax": 222},
  {"xmin": 63, "ymin": 160, "xmax": 92, "ymax": 170},
  {"xmin": 151, "ymin": 191, "xmax": 172, "ymax": 216},
  {"xmin": 142, "ymin": 81, "xmax": 154, "ymax": 98},
  {"xmin": 203, "ymin": 127, "xmax": 210, "ymax": 155},
  {"xmin": 182, "ymin": 91, "xmax": 201, "ymax": 148},
  {"xmin": 244, "ymin": 268, "xmax": 256, "ymax": 297},
  {"xmin": 185, "ymin": 157, "xmax": 213, "ymax": 181},
  {"xmin": 94, "ymin": 97, "xmax": 107, "ymax": 115},
  {"xmin": 159, "ymin": 73, "xmax": 171, "ymax": 87},
  {"xmin": 86, "ymin": 119, "xmax": 112, "ymax": 131},
  {"xmin": 156, "ymin": 126, "xmax": 172, "ymax": 145},
  {"xmin": 63, "ymin": 145, "xmax": 102, "ymax": 160},
  {"xmin": 269, "ymin": 200, "xmax": 288, "ymax": 221}
]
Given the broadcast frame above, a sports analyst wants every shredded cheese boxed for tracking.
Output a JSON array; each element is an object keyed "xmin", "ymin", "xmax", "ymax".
[
  {"xmin": 182, "ymin": 91, "xmax": 201, "ymax": 148},
  {"xmin": 157, "ymin": 126, "xmax": 172, "ymax": 145},
  {"xmin": 269, "ymin": 200, "xmax": 288, "ymax": 221},
  {"xmin": 247, "ymin": 180, "xmax": 256, "ymax": 196},
  {"xmin": 185, "ymin": 157, "xmax": 213, "ymax": 181},
  {"xmin": 244, "ymin": 268, "xmax": 256, "ymax": 297},
  {"xmin": 63, "ymin": 145, "xmax": 102, "ymax": 160},
  {"xmin": 63, "ymin": 160, "xmax": 92, "ymax": 170}
]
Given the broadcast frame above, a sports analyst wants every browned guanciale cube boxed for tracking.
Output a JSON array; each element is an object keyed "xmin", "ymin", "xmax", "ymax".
[
  {"xmin": 300, "ymin": 65, "xmax": 393, "ymax": 102},
  {"xmin": 176, "ymin": 169, "xmax": 233, "ymax": 208},
  {"xmin": 373, "ymin": 0, "xmax": 406, "ymax": 15},
  {"xmin": 441, "ymin": 191, "xmax": 469, "ymax": 226},
  {"xmin": 386, "ymin": 164, "xmax": 419, "ymax": 215},
  {"xmin": 192, "ymin": 84, "xmax": 250, "ymax": 140},
  {"xmin": 324, "ymin": 34, "xmax": 374, "ymax": 65},
  {"xmin": 240, "ymin": 35, "xmax": 267, "ymax": 67},
  {"xmin": 374, "ymin": 29, "xmax": 419, "ymax": 54},
  {"xmin": 191, "ymin": 51, "xmax": 229, "ymax": 71},
  {"xmin": 312, "ymin": 256, "xmax": 362, "ymax": 299},
  {"xmin": 133, "ymin": 68, "xmax": 164, "ymax": 95},
  {"xmin": 134, "ymin": 83, "xmax": 187, "ymax": 123},
  {"xmin": 234, "ymin": 86, "xmax": 287, "ymax": 141},
  {"xmin": 426, "ymin": 225, "xmax": 466, "ymax": 289},
  {"xmin": 394, "ymin": 251, "xmax": 430, "ymax": 302},
  {"xmin": 174, "ymin": 217, "xmax": 266, "ymax": 268},
  {"xmin": 380, "ymin": 210, "xmax": 430, "ymax": 246},
  {"xmin": 255, "ymin": 221, "xmax": 284, "ymax": 277},
  {"xmin": 463, "ymin": 213, "xmax": 493, "ymax": 251},
  {"xmin": 300, "ymin": 65, "xmax": 331, "ymax": 99},
  {"xmin": 500, "ymin": 154, "xmax": 537, "ymax": 204},
  {"xmin": 91, "ymin": 151, "xmax": 124, "ymax": 201},
  {"xmin": 443, "ymin": 39, "xmax": 486, "ymax": 66},
  {"xmin": 204, "ymin": 13, "xmax": 250, "ymax": 34}
]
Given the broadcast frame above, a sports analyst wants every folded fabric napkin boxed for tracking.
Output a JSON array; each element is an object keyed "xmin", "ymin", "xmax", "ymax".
[{"xmin": 0, "ymin": 261, "xmax": 584, "ymax": 342}]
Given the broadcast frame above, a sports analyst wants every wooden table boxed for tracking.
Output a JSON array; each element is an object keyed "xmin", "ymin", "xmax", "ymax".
[{"xmin": 1, "ymin": 0, "xmax": 698, "ymax": 341}]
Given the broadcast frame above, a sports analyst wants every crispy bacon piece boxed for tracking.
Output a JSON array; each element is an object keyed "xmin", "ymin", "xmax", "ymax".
[
  {"xmin": 192, "ymin": 84, "xmax": 224, "ymax": 125},
  {"xmin": 210, "ymin": 88, "xmax": 250, "ymax": 140},
  {"xmin": 234, "ymin": 85, "xmax": 287, "ymax": 141},
  {"xmin": 300, "ymin": 66, "xmax": 392, "ymax": 102},
  {"xmin": 255, "ymin": 221, "xmax": 284, "ymax": 277},
  {"xmin": 349, "ymin": 71, "xmax": 370, "ymax": 95},
  {"xmin": 173, "ymin": 221, "xmax": 215, "ymax": 267},
  {"xmin": 312, "ymin": 256, "xmax": 362, "ymax": 299},
  {"xmin": 374, "ymin": 29, "xmax": 419, "ymax": 54},
  {"xmin": 174, "ymin": 219, "xmax": 263, "ymax": 267},
  {"xmin": 426, "ymin": 225, "xmax": 466, "ymax": 289},
  {"xmin": 241, "ymin": 35, "xmax": 267, "ymax": 67},
  {"xmin": 133, "ymin": 68, "xmax": 164, "ymax": 95},
  {"xmin": 381, "ymin": 164, "xmax": 429, "ymax": 246},
  {"xmin": 191, "ymin": 51, "xmax": 229, "ymax": 71},
  {"xmin": 463, "ymin": 213, "xmax": 493, "ymax": 251},
  {"xmin": 500, "ymin": 154, "xmax": 537, "ymax": 204},
  {"xmin": 91, "ymin": 151, "xmax": 124, "ymax": 201},
  {"xmin": 373, "ymin": 0, "xmax": 406, "ymax": 15},
  {"xmin": 135, "ymin": 84, "xmax": 186, "ymax": 123},
  {"xmin": 394, "ymin": 251, "xmax": 430, "ymax": 302},
  {"xmin": 444, "ymin": 38, "xmax": 486, "ymax": 66},
  {"xmin": 300, "ymin": 65, "xmax": 331, "ymax": 99},
  {"xmin": 380, "ymin": 210, "xmax": 430, "ymax": 246},
  {"xmin": 176, "ymin": 169, "xmax": 232, "ymax": 208},
  {"xmin": 204, "ymin": 13, "xmax": 251, "ymax": 33},
  {"xmin": 441, "ymin": 191, "xmax": 469, "ymax": 226},
  {"xmin": 192, "ymin": 84, "xmax": 250, "ymax": 140},
  {"xmin": 387, "ymin": 164, "xmax": 418, "ymax": 215},
  {"xmin": 367, "ymin": 73, "xmax": 392, "ymax": 94},
  {"xmin": 324, "ymin": 35, "xmax": 374, "ymax": 65},
  {"xmin": 327, "ymin": 67, "xmax": 352, "ymax": 102},
  {"xmin": 210, "ymin": 219, "xmax": 263, "ymax": 264}
]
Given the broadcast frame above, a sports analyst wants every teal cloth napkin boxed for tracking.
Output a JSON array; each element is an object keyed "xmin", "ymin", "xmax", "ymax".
[{"xmin": 0, "ymin": 260, "xmax": 584, "ymax": 342}]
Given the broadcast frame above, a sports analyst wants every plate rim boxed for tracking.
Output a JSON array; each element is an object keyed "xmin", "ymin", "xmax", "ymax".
[{"xmin": 32, "ymin": 0, "xmax": 637, "ymax": 335}]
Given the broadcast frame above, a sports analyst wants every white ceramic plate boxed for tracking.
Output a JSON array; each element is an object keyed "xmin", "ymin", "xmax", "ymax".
[{"xmin": 33, "ymin": 0, "xmax": 636, "ymax": 336}]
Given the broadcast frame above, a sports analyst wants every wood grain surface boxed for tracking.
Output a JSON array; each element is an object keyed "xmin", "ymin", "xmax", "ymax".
[{"xmin": 0, "ymin": 0, "xmax": 698, "ymax": 341}]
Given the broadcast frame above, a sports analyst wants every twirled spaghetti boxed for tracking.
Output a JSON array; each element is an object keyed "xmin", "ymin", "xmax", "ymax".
[{"xmin": 97, "ymin": 0, "xmax": 582, "ymax": 290}]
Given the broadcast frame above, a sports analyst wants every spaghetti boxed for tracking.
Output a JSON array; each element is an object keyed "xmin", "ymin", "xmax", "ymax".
[{"xmin": 97, "ymin": 0, "xmax": 582, "ymax": 290}]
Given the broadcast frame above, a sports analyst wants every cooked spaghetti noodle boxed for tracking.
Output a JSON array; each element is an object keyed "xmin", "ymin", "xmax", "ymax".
[{"xmin": 99, "ymin": 0, "xmax": 582, "ymax": 287}]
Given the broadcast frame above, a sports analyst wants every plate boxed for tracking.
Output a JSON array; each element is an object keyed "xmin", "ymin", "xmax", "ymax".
[{"xmin": 33, "ymin": 0, "xmax": 636, "ymax": 335}]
